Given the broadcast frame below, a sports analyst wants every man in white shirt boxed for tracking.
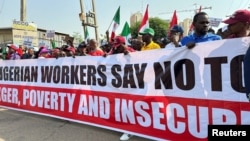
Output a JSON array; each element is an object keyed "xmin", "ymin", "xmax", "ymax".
[{"xmin": 165, "ymin": 25, "xmax": 184, "ymax": 49}]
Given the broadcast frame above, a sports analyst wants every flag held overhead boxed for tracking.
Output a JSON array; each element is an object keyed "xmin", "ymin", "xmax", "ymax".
[
  {"xmin": 112, "ymin": 6, "xmax": 120, "ymax": 25},
  {"xmin": 170, "ymin": 10, "xmax": 178, "ymax": 28},
  {"xmin": 120, "ymin": 21, "xmax": 131, "ymax": 45},
  {"xmin": 108, "ymin": 6, "xmax": 120, "ymax": 40},
  {"xmin": 138, "ymin": 4, "xmax": 149, "ymax": 33},
  {"xmin": 85, "ymin": 27, "xmax": 90, "ymax": 43},
  {"xmin": 168, "ymin": 10, "xmax": 178, "ymax": 36}
]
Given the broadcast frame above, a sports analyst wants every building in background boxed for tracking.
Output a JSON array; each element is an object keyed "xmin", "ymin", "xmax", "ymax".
[
  {"xmin": 179, "ymin": 18, "xmax": 192, "ymax": 36},
  {"xmin": 0, "ymin": 20, "xmax": 74, "ymax": 49},
  {"xmin": 130, "ymin": 11, "xmax": 143, "ymax": 26}
]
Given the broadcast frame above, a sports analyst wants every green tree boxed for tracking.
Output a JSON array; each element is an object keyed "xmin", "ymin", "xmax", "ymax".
[
  {"xmin": 72, "ymin": 32, "xmax": 83, "ymax": 44},
  {"xmin": 130, "ymin": 17, "xmax": 169, "ymax": 41},
  {"xmin": 130, "ymin": 22, "xmax": 141, "ymax": 38}
]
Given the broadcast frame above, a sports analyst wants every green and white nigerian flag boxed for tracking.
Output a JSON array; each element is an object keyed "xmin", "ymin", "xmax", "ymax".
[{"xmin": 120, "ymin": 21, "xmax": 131, "ymax": 45}]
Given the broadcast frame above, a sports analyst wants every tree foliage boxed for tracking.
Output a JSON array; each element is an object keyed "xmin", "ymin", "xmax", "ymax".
[
  {"xmin": 72, "ymin": 32, "xmax": 83, "ymax": 43},
  {"xmin": 130, "ymin": 17, "xmax": 169, "ymax": 41}
]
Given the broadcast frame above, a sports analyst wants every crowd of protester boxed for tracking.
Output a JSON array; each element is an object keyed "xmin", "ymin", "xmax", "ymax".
[
  {"xmin": 1, "ymin": 9, "xmax": 250, "ymax": 141},
  {"xmin": 1, "ymin": 10, "xmax": 248, "ymax": 61},
  {"xmin": 0, "ymin": 35, "xmax": 143, "ymax": 60}
]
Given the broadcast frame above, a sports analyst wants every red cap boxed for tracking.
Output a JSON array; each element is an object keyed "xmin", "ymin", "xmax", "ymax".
[
  {"xmin": 112, "ymin": 36, "xmax": 125, "ymax": 48},
  {"xmin": 66, "ymin": 46, "xmax": 76, "ymax": 54},
  {"xmin": 7, "ymin": 44, "xmax": 18, "ymax": 51},
  {"xmin": 223, "ymin": 9, "xmax": 250, "ymax": 24}
]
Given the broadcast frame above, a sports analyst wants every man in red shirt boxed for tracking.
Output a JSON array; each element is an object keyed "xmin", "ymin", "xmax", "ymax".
[{"xmin": 87, "ymin": 39, "xmax": 105, "ymax": 56}]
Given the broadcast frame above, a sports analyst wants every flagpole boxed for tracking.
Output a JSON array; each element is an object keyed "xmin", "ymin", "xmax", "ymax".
[
  {"xmin": 138, "ymin": 4, "xmax": 149, "ymax": 33},
  {"xmin": 107, "ymin": 20, "xmax": 113, "ymax": 32},
  {"xmin": 106, "ymin": 21, "xmax": 113, "ymax": 42}
]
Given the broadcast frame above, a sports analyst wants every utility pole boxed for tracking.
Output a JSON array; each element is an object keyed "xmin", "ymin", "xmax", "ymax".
[
  {"xmin": 79, "ymin": 0, "xmax": 99, "ymax": 42},
  {"xmin": 79, "ymin": 0, "xmax": 86, "ymax": 39},
  {"xmin": 92, "ymin": 0, "xmax": 99, "ymax": 42},
  {"xmin": 20, "ymin": 0, "xmax": 26, "ymax": 21}
]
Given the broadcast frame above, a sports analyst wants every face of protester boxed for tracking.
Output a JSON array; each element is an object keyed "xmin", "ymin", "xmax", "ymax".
[
  {"xmin": 112, "ymin": 44, "xmax": 126, "ymax": 54},
  {"xmin": 141, "ymin": 34, "xmax": 152, "ymax": 44},
  {"xmin": 228, "ymin": 22, "xmax": 249, "ymax": 35},
  {"xmin": 39, "ymin": 52, "xmax": 50, "ymax": 58},
  {"xmin": 51, "ymin": 50, "xmax": 60, "ymax": 58},
  {"xmin": 66, "ymin": 50, "xmax": 74, "ymax": 57},
  {"xmin": 88, "ymin": 39, "xmax": 98, "ymax": 51},
  {"xmin": 19, "ymin": 45, "xmax": 26, "ymax": 53},
  {"xmin": 194, "ymin": 14, "xmax": 210, "ymax": 36},
  {"xmin": 28, "ymin": 48, "xmax": 34, "ymax": 55},
  {"xmin": 131, "ymin": 39, "xmax": 144, "ymax": 51},
  {"xmin": 169, "ymin": 31, "xmax": 181, "ymax": 42},
  {"xmin": 100, "ymin": 44, "xmax": 111, "ymax": 53},
  {"xmin": 78, "ymin": 47, "xmax": 85, "ymax": 54},
  {"xmin": 59, "ymin": 51, "xmax": 67, "ymax": 57}
]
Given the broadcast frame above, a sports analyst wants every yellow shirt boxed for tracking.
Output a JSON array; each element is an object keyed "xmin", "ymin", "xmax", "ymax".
[{"xmin": 141, "ymin": 41, "xmax": 161, "ymax": 51}]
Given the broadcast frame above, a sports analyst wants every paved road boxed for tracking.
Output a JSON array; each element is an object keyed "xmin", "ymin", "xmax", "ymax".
[{"xmin": 0, "ymin": 108, "xmax": 154, "ymax": 141}]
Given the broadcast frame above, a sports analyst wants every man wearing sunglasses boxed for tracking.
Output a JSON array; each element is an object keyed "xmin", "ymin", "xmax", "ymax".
[
  {"xmin": 165, "ymin": 25, "xmax": 184, "ymax": 49},
  {"xmin": 181, "ymin": 12, "xmax": 222, "ymax": 49}
]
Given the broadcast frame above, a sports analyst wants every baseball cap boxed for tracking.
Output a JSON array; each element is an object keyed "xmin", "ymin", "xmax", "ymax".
[
  {"xmin": 170, "ymin": 25, "xmax": 184, "ymax": 34},
  {"xmin": 112, "ymin": 36, "xmax": 125, "ymax": 48},
  {"xmin": 39, "ymin": 47, "xmax": 50, "ymax": 55},
  {"xmin": 139, "ymin": 28, "xmax": 155, "ymax": 36},
  {"xmin": 66, "ymin": 46, "xmax": 76, "ymax": 54},
  {"xmin": 223, "ymin": 9, "xmax": 250, "ymax": 24},
  {"xmin": 78, "ymin": 41, "xmax": 87, "ymax": 48},
  {"xmin": 7, "ymin": 44, "xmax": 18, "ymax": 51}
]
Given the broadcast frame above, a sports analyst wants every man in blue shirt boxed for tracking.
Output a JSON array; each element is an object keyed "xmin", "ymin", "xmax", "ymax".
[{"xmin": 181, "ymin": 12, "xmax": 222, "ymax": 49}]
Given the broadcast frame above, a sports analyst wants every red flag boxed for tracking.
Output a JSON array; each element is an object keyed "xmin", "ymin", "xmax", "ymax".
[
  {"xmin": 189, "ymin": 6, "xmax": 202, "ymax": 33},
  {"xmin": 138, "ymin": 4, "xmax": 149, "ymax": 33},
  {"xmin": 170, "ymin": 10, "xmax": 178, "ymax": 28},
  {"xmin": 168, "ymin": 10, "xmax": 178, "ymax": 36}
]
